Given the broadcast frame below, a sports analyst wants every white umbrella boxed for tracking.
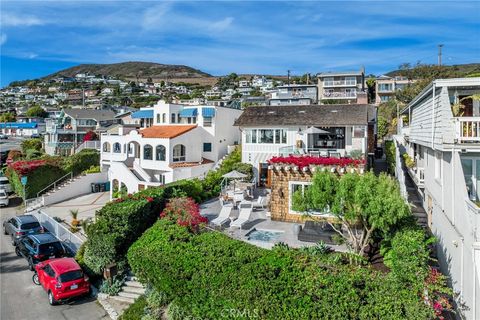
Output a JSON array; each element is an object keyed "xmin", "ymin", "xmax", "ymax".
[
  {"xmin": 222, "ymin": 170, "xmax": 247, "ymax": 192},
  {"xmin": 304, "ymin": 126, "xmax": 330, "ymax": 134}
]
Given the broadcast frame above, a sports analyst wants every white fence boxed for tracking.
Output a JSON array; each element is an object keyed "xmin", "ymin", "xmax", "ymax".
[
  {"xmin": 393, "ymin": 136, "xmax": 408, "ymax": 200},
  {"xmin": 29, "ymin": 210, "xmax": 84, "ymax": 254}
]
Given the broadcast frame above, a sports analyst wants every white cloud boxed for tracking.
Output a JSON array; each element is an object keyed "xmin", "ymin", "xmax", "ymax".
[
  {"xmin": 209, "ymin": 17, "xmax": 234, "ymax": 31},
  {"xmin": 1, "ymin": 13, "xmax": 44, "ymax": 27},
  {"xmin": 142, "ymin": 3, "xmax": 172, "ymax": 30},
  {"xmin": 0, "ymin": 34, "xmax": 6, "ymax": 45}
]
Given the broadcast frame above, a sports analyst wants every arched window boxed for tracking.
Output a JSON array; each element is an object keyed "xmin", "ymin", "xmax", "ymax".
[
  {"xmin": 172, "ymin": 144, "xmax": 186, "ymax": 162},
  {"xmin": 156, "ymin": 145, "xmax": 166, "ymax": 161},
  {"xmin": 113, "ymin": 142, "xmax": 121, "ymax": 153},
  {"xmin": 102, "ymin": 142, "xmax": 111, "ymax": 152},
  {"xmin": 143, "ymin": 144, "xmax": 153, "ymax": 160},
  {"xmin": 171, "ymin": 113, "xmax": 176, "ymax": 123},
  {"xmin": 162, "ymin": 113, "xmax": 166, "ymax": 123},
  {"xmin": 156, "ymin": 113, "xmax": 161, "ymax": 123}
]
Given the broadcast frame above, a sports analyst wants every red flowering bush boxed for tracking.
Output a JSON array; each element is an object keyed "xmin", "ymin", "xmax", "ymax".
[
  {"xmin": 424, "ymin": 267, "xmax": 453, "ymax": 319},
  {"xmin": 83, "ymin": 130, "xmax": 98, "ymax": 142},
  {"xmin": 8, "ymin": 159, "xmax": 47, "ymax": 175},
  {"xmin": 268, "ymin": 156, "xmax": 365, "ymax": 169},
  {"xmin": 160, "ymin": 197, "xmax": 207, "ymax": 232}
]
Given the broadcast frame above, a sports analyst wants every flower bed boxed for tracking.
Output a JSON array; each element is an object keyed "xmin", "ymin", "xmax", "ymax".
[{"xmin": 268, "ymin": 156, "xmax": 365, "ymax": 169}]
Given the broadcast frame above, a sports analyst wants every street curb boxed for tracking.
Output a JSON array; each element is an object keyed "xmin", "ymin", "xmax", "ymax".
[{"xmin": 93, "ymin": 286, "xmax": 119, "ymax": 320}]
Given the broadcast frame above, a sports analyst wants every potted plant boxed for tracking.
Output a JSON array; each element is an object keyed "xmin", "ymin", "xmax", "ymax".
[{"xmin": 70, "ymin": 209, "xmax": 80, "ymax": 227}]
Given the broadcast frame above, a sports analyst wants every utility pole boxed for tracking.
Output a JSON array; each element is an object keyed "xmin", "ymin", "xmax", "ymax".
[
  {"xmin": 287, "ymin": 70, "xmax": 290, "ymax": 86},
  {"xmin": 438, "ymin": 44, "xmax": 444, "ymax": 66}
]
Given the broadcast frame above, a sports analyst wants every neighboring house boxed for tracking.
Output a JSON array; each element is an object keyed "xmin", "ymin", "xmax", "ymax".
[
  {"xmin": 317, "ymin": 68, "xmax": 365, "ymax": 104},
  {"xmin": 375, "ymin": 75, "xmax": 414, "ymax": 104},
  {"xmin": 234, "ymin": 104, "xmax": 377, "ymax": 187},
  {"xmin": 398, "ymin": 77, "xmax": 480, "ymax": 320},
  {"xmin": 44, "ymin": 109, "xmax": 117, "ymax": 156},
  {"xmin": 100, "ymin": 100, "xmax": 242, "ymax": 196},
  {"xmin": 269, "ymin": 84, "xmax": 318, "ymax": 106},
  {"xmin": 0, "ymin": 122, "xmax": 42, "ymax": 137}
]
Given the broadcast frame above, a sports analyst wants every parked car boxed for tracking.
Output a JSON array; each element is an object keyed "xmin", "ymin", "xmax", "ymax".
[
  {"xmin": 15, "ymin": 233, "xmax": 66, "ymax": 270},
  {"xmin": 3, "ymin": 215, "xmax": 43, "ymax": 245},
  {"xmin": 0, "ymin": 177, "xmax": 12, "ymax": 193},
  {"xmin": 30, "ymin": 133, "xmax": 40, "ymax": 139},
  {"xmin": 0, "ymin": 134, "xmax": 8, "ymax": 139},
  {"xmin": 32, "ymin": 258, "xmax": 90, "ymax": 305},
  {"xmin": 0, "ymin": 189, "xmax": 9, "ymax": 207}
]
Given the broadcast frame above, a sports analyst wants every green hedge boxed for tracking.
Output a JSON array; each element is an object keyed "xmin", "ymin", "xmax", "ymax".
[
  {"xmin": 6, "ymin": 164, "xmax": 67, "ymax": 199},
  {"xmin": 62, "ymin": 149, "xmax": 100, "ymax": 175},
  {"xmin": 385, "ymin": 140, "xmax": 396, "ymax": 175},
  {"xmin": 119, "ymin": 295, "xmax": 147, "ymax": 320},
  {"xmin": 127, "ymin": 220, "xmax": 434, "ymax": 320}
]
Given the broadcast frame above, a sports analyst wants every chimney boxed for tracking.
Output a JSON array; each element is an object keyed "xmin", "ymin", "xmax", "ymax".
[{"xmin": 356, "ymin": 92, "xmax": 368, "ymax": 104}]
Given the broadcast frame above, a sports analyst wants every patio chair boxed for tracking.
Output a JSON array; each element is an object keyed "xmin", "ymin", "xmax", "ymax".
[
  {"xmin": 252, "ymin": 196, "xmax": 267, "ymax": 210},
  {"xmin": 329, "ymin": 151, "xmax": 341, "ymax": 158},
  {"xmin": 230, "ymin": 202, "xmax": 253, "ymax": 229},
  {"xmin": 309, "ymin": 150, "xmax": 320, "ymax": 157},
  {"xmin": 210, "ymin": 204, "xmax": 233, "ymax": 227},
  {"xmin": 320, "ymin": 150, "xmax": 329, "ymax": 157}
]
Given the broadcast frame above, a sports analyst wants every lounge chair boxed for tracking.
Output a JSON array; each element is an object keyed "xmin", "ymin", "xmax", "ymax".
[
  {"xmin": 230, "ymin": 202, "xmax": 253, "ymax": 229},
  {"xmin": 252, "ymin": 196, "xmax": 267, "ymax": 210},
  {"xmin": 210, "ymin": 204, "xmax": 233, "ymax": 226}
]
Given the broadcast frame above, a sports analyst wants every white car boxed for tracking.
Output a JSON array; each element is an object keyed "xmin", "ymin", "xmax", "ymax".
[
  {"xmin": 0, "ymin": 177, "xmax": 12, "ymax": 193},
  {"xmin": 0, "ymin": 189, "xmax": 8, "ymax": 207}
]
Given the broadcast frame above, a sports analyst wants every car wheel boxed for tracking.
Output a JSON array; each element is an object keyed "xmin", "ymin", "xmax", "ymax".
[
  {"xmin": 32, "ymin": 273, "xmax": 40, "ymax": 285},
  {"xmin": 10, "ymin": 236, "xmax": 15, "ymax": 246},
  {"xmin": 15, "ymin": 246, "xmax": 21, "ymax": 257},
  {"xmin": 48, "ymin": 291, "xmax": 57, "ymax": 306},
  {"xmin": 3, "ymin": 227, "xmax": 7, "ymax": 235},
  {"xmin": 28, "ymin": 257, "xmax": 34, "ymax": 271}
]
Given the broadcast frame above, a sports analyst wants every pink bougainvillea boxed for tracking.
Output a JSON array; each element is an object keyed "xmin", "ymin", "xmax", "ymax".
[
  {"xmin": 82, "ymin": 130, "xmax": 98, "ymax": 142},
  {"xmin": 160, "ymin": 197, "xmax": 207, "ymax": 232},
  {"xmin": 268, "ymin": 156, "xmax": 365, "ymax": 169},
  {"xmin": 8, "ymin": 159, "xmax": 47, "ymax": 176}
]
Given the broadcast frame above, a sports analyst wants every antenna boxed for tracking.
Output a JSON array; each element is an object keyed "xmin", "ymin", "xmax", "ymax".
[{"xmin": 438, "ymin": 44, "xmax": 444, "ymax": 66}]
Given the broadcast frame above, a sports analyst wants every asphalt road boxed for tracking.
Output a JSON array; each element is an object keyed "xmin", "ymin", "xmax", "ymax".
[
  {"xmin": 0, "ymin": 136, "xmax": 24, "ymax": 153},
  {"xmin": 0, "ymin": 198, "xmax": 109, "ymax": 320}
]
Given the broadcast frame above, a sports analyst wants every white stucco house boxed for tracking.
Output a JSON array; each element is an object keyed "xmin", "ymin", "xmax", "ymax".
[
  {"xmin": 101, "ymin": 100, "xmax": 242, "ymax": 196},
  {"xmin": 234, "ymin": 104, "xmax": 377, "ymax": 187},
  {"xmin": 398, "ymin": 77, "xmax": 480, "ymax": 319}
]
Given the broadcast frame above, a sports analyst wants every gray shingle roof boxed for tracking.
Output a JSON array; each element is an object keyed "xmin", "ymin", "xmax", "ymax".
[
  {"xmin": 64, "ymin": 109, "xmax": 116, "ymax": 121},
  {"xmin": 234, "ymin": 104, "xmax": 376, "ymax": 127}
]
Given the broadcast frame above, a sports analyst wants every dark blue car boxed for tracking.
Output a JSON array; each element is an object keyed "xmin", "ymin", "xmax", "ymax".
[{"xmin": 15, "ymin": 233, "xmax": 66, "ymax": 271}]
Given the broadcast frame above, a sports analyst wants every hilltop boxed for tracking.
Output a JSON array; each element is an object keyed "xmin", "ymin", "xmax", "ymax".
[
  {"xmin": 386, "ymin": 63, "xmax": 480, "ymax": 78},
  {"xmin": 44, "ymin": 61, "xmax": 212, "ymax": 81}
]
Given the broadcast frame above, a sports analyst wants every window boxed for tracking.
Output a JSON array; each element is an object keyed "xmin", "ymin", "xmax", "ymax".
[
  {"xmin": 113, "ymin": 142, "xmax": 121, "ymax": 153},
  {"xmin": 203, "ymin": 143, "xmax": 212, "ymax": 152},
  {"xmin": 144, "ymin": 144, "xmax": 153, "ymax": 160},
  {"xmin": 162, "ymin": 113, "xmax": 166, "ymax": 123},
  {"xmin": 59, "ymin": 270, "xmax": 83, "ymax": 282},
  {"xmin": 289, "ymin": 182, "xmax": 311, "ymax": 213},
  {"xmin": 156, "ymin": 145, "xmax": 166, "ymax": 161},
  {"xmin": 461, "ymin": 158, "xmax": 480, "ymax": 201},
  {"xmin": 102, "ymin": 142, "xmax": 110, "ymax": 152},
  {"xmin": 380, "ymin": 96, "xmax": 391, "ymax": 102},
  {"xmin": 275, "ymin": 129, "xmax": 287, "ymax": 144},
  {"xmin": 246, "ymin": 129, "xmax": 257, "ymax": 143},
  {"xmin": 156, "ymin": 113, "xmax": 161, "ymax": 123},
  {"xmin": 204, "ymin": 116, "xmax": 213, "ymax": 127},
  {"xmin": 43, "ymin": 265, "xmax": 55, "ymax": 278},
  {"xmin": 435, "ymin": 151, "xmax": 442, "ymax": 182},
  {"xmin": 173, "ymin": 144, "xmax": 186, "ymax": 162},
  {"xmin": 171, "ymin": 113, "xmax": 176, "ymax": 123},
  {"xmin": 259, "ymin": 129, "xmax": 274, "ymax": 143},
  {"xmin": 345, "ymin": 76, "xmax": 356, "ymax": 86},
  {"xmin": 324, "ymin": 77, "xmax": 334, "ymax": 86}
]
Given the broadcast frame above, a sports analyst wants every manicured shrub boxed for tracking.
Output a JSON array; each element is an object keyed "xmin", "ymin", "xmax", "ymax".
[
  {"xmin": 128, "ymin": 220, "xmax": 437, "ymax": 320},
  {"xmin": 385, "ymin": 140, "xmax": 396, "ymax": 175},
  {"xmin": 62, "ymin": 148, "xmax": 100, "ymax": 175},
  {"xmin": 21, "ymin": 138, "xmax": 43, "ymax": 153},
  {"xmin": 119, "ymin": 295, "xmax": 147, "ymax": 320}
]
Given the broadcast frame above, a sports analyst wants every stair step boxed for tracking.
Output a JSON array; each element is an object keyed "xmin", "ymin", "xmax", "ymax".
[
  {"xmin": 122, "ymin": 286, "xmax": 146, "ymax": 295},
  {"xmin": 109, "ymin": 295, "xmax": 135, "ymax": 304},
  {"xmin": 124, "ymin": 280, "xmax": 144, "ymax": 288},
  {"xmin": 126, "ymin": 275, "xmax": 138, "ymax": 282},
  {"xmin": 118, "ymin": 291, "xmax": 141, "ymax": 299}
]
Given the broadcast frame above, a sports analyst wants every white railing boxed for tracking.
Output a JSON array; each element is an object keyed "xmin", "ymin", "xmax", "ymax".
[
  {"xmin": 324, "ymin": 80, "xmax": 357, "ymax": 87},
  {"xmin": 455, "ymin": 117, "xmax": 480, "ymax": 143},
  {"xmin": 36, "ymin": 172, "xmax": 73, "ymax": 198},
  {"xmin": 75, "ymin": 140, "xmax": 101, "ymax": 152},
  {"xmin": 393, "ymin": 136, "xmax": 408, "ymax": 200},
  {"xmin": 322, "ymin": 91, "xmax": 357, "ymax": 99},
  {"xmin": 29, "ymin": 210, "xmax": 84, "ymax": 254}
]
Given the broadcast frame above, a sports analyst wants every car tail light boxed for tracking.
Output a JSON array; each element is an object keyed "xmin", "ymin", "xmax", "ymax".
[{"xmin": 15, "ymin": 231, "xmax": 25, "ymax": 236}]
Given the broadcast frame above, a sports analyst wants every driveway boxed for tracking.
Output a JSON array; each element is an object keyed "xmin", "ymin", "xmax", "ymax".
[
  {"xmin": 42, "ymin": 192, "xmax": 110, "ymax": 223},
  {"xmin": 0, "ymin": 198, "xmax": 109, "ymax": 320}
]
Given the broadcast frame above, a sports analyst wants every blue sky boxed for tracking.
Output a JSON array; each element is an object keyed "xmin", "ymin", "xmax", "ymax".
[{"xmin": 1, "ymin": 1, "xmax": 479, "ymax": 87}]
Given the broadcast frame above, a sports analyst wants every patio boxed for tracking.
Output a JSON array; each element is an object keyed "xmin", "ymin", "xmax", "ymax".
[{"xmin": 200, "ymin": 196, "xmax": 348, "ymax": 251}]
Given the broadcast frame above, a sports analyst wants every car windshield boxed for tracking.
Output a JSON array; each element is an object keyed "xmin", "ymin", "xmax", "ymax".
[
  {"xmin": 0, "ymin": 180, "xmax": 9, "ymax": 185},
  {"xmin": 0, "ymin": 191, "xmax": 6, "ymax": 197},
  {"xmin": 59, "ymin": 270, "xmax": 83, "ymax": 283},
  {"xmin": 21, "ymin": 222, "xmax": 40, "ymax": 230},
  {"xmin": 38, "ymin": 242, "xmax": 64, "ymax": 255}
]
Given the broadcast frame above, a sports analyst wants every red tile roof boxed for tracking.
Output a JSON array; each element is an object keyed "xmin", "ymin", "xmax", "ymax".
[
  {"xmin": 140, "ymin": 125, "xmax": 197, "ymax": 139},
  {"xmin": 169, "ymin": 158, "xmax": 214, "ymax": 169}
]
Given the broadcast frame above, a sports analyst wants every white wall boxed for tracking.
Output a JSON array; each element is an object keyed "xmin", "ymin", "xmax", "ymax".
[{"xmin": 42, "ymin": 172, "xmax": 108, "ymax": 206}]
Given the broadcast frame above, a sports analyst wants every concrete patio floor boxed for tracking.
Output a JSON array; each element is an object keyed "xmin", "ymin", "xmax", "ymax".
[
  {"xmin": 200, "ymin": 198, "xmax": 348, "ymax": 251},
  {"xmin": 42, "ymin": 192, "xmax": 109, "ymax": 223}
]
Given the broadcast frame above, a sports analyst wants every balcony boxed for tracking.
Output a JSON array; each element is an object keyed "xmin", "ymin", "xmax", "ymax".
[
  {"xmin": 408, "ymin": 167, "xmax": 425, "ymax": 188},
  {"xmin": 322, "ymin": 91, "xmax": 357, "ymax": 99},
  {"xmin": 323, "ymin": 80, "xmax": 357, "ymax": 87},
  {"xmin": 455, "ymin": 117, "xmax": 480, "ymax": 143}
]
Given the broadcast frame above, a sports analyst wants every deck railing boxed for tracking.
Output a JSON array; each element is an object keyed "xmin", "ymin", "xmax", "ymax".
[{"xmin": 455, "ymin": 117, "xmax": 480, "ymax": 143}]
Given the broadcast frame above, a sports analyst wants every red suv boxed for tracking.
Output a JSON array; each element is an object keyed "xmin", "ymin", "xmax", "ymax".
[{"xmin": 33, "ymin": 258, "xmax": 90, "ymax": 305}]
